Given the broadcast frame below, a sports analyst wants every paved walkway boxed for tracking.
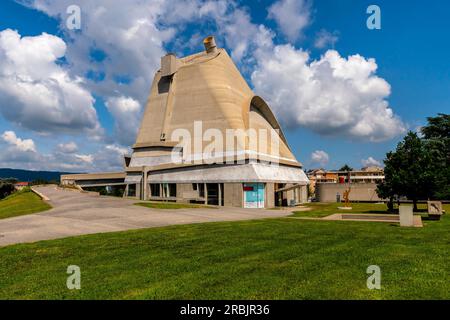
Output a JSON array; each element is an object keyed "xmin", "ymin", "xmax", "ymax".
[{"xmin": 0, "ymin": 186, "xmax": 291, "ymax": 247}]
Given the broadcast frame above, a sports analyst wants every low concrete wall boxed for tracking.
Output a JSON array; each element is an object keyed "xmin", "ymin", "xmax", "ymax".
[
  {"xmin": 316, "ymin": 183, "xmax": 382, "ymax": 203},
  {"xmin": 31, "ymin": 187, "xmax": 50, "ymax": 201}
]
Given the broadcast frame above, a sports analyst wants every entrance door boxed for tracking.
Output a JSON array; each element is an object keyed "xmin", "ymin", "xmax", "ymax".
[
  {"xmin": 243, "ymin": 183, "xmax": 265, "ymax": 208},
  {"xmin": 206, "ymin": 183, "xmax": 219, "ymax": 205}
]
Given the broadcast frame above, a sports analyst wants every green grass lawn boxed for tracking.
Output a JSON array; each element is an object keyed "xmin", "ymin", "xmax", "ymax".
[
  {"xmin": 0, "ymin": 203, "xmax": 448, "ymax": 300},
  {"xmin": 292, "ymin": 202, "xmax": 390, "ymax": 218},
  {"xmin": 0, "ymin": 188, "xmax": 51, "ymax": 220},
  {"xmin": 291, "ymin": 202, "xmax": 442, "ymax": 218},
  {"xmin": 136, "ymin": 202, "xmax": 217, "ymax": 210}
]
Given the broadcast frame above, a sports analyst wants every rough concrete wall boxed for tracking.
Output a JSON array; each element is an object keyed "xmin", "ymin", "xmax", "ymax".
[
  {"xmin": 224, "ymin": 183, "xmax": 243, "ymax": 207},
  {"xmin": 286, "ymin": 189, "xmax": 295, "ymax": 205},
  {"xmin": 316, "ymin": 183, "xmax": 382, "ymax": 202},
  {"xmin": 299, "ymin": 185, "xmax": 308, "ymax": 203},
  {"xmin": 136, "ymin": 183, "xmax": 141, "ymax": 200},
  {"xmin": 176, "ymin": 183, "xmax": 196, "ymax": 203},
  {"xmin": 265, "ymin": 183, "xmax": 275, "ymax": 208}
]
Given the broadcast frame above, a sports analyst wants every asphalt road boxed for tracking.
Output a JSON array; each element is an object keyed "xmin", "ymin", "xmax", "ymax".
[{"xmin": 0, "ymin": 186, "xmax": 290, "ymax": 247}]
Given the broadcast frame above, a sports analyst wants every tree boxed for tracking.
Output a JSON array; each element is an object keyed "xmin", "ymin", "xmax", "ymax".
[
  {"xmin": 339, "ymin": 164, "xmax": 353, "ymax": 171},
  {"xmin": 376, "ymin": 175, "xmax": 395, "ymax": 212},
  {"xmin": 1, "ymin": 177, "xmax": 18, "ymax": 184},
  {"xmin": 421, "ymin": 113, "xmax": 450, "ymax": 144},
  {"xmin": 421, "ymin": 113, "xmax": 450, "ymax": 199},
  {"xmin": 0, "ymin": 180, "xmax": 16, "ymax": 199},
  {"xmin": 377, "ymin": 132, "xmax": 434, "ymax": 211}
]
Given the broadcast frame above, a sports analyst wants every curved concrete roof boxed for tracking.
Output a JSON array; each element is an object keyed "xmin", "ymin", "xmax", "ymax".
[{"xmin": 148, "ymin": 163, "xmax": 308, "ymax": 184}]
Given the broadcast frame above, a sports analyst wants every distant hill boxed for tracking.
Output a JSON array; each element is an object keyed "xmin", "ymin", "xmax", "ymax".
[{"xmin": 0, "ymin": 168, "xmax": 76, "ymax": 182}]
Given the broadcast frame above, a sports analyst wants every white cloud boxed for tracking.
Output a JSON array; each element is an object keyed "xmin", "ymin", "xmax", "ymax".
[
  {"xmin": 20, "ymin": 0, "xmax": 173, "ymax": 103},
  {"xmin": 74, "ymin": 154, "xmax": 94, "ymax": 164},
  {"xmin": 311, "ymin": 150, "xmax": 329, "ymax": 166},
  {"xmin": 361, "ymin": 156, "xmax": 382, "ymax": 167},
  {"xmin": 49, "ymin": 144, "xmax": 125, "ymax": 172},
  {"xmin": 314, "ymin": 29, "xmax": 339, "ymax": 49},
  {"xmin": 220, "ymin": 6, "xmax": 274, "ymax": 61},
  {"xmin": 0, "ymin": 135, "xmax": 128, "ymax": 172},
  {"xmin": 0, "ymin": 131, "xmax": 42, "ymax": 168},
  {"xmin": 169, "ymin": 0, "xmax": 275, "ymax": 62},
  {"xmin": 1, "ymin": 131, "xmax": 36, "ymax": 152},
  {"xmin": 268, "ymin": 0, "xmax": 311, "ymax": 41},
  {"xmin": 251, "ymin": 45, "xmax": 407, "ymax": 142},
  {"xmin": 105, "ymin": 96, "xmax": 141, "ymax": 146},
  {"xmin": 0, "ymin": 29, "xmax": 102, "ymax": 136},
  {"xmin": 415, "ymin": 125, "xmax": 424, "ymax": 138},
  {"xmin": 56, "ymin": 142, "xmax": 78, "ymax": 153},
  {"xmin": 106, "ymin": 144, "xmax": 130, "ymax": 155}
]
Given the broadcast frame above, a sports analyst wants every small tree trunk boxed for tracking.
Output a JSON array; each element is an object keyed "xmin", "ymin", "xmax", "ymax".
[{"xmin": 387, "ymin": 198, "xmax": 394, "ymax": 212}]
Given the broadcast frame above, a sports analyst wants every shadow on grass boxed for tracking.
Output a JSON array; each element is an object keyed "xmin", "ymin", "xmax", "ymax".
[
  {"xmin": 135, "ymin": 202, "xmax": 218, "ymax": 210},
  {"xmin": 361, "ymin": 210, "xmax": 392, "ymax": 214}
]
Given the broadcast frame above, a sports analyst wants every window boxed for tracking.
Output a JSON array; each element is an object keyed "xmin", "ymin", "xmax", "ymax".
[
  {"xmin": 192, "ymin": 183, "xmax": 205, "ymax": 197},
  {"xmin": 169, "ymin": 184, "xmax": 177, "ymax": 197},
  {"xmin": 128, "ymin": 184, "xmax": 136, "ymax": 197},
  {"xmin": 198, "ymin": 183, "xmax": 205, "ymax": 198},
  {"xmin": 161, "ymin": 183, "xmax": 177, "ymax": 198},
  {"xmin": 150, "ymin": 184, "xmax": 160, "ymax": 197}
]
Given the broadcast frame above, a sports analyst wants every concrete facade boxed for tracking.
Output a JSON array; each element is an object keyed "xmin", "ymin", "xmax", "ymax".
[
  {"xmin": 308, "ymin": 167, "xmax": 384, "ymax": 195},
  {"xmin": 315, "ymin": 183, "xmax": 382, "ymax": 203},
  {"xmin": 224, "ymin": 183, "xmax": 243, "ymax": 207}
]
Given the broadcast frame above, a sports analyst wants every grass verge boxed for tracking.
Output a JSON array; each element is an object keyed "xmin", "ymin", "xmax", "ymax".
[{"xmin": 0, "ymin": 188, "xmax": 51, "ymax": 220}]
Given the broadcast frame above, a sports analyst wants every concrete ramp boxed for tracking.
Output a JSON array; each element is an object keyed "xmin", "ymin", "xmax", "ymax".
[{"xmin": 0, "ymin": 186, "xmax": 291, "ymax": 247}]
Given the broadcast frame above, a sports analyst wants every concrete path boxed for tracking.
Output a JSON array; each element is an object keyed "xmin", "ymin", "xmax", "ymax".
[{"xmin": 0, "ymin": 186, "xmax": 291, "ymax": 247}]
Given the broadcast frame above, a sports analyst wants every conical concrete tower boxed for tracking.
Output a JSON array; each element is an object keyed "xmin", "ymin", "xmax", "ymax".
[{"xmin": 125, "ymin": 36, "xmax": 309, "ymax": 207}]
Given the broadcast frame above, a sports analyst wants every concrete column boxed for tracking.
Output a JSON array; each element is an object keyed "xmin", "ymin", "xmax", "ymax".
[
  {"xmin": 399, "ymin": 205, "xmax": 414, "ymax": 227},
  {"xmin": 204, "ymin": 183, "xmax": 208, "ymax": 205},
  {"xmin": 265, "ymin": 183, "xmax": 275, "ymax": 208},
  {"xmin": 218, "ymin": 183, "xmax": 222, "ymax": 206},
  {"xmin": 142, "ymin": 168, "xmax": 148, "ymax": 200},
  {"xmin": 136, "ymin": 183, "xmax": 141, "ymax": 199},
  {"xmin": 241, "ymin": 184, "xmax": 244, "ymax": 208}
]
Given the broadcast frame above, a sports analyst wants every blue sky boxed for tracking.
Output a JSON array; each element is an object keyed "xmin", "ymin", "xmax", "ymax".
[{"xmin": 0, "ymin": 0, "xmax": 448, "ymax": 172}]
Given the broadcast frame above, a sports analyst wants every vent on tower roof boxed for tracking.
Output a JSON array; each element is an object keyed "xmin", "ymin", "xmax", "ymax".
[
  {"xmin": 203, "ymin": 36, "xmax": 217, "ymax": 54},
  {"xmin": 161, "ymin": 53, "xmax": 177, "ymax": 77}
]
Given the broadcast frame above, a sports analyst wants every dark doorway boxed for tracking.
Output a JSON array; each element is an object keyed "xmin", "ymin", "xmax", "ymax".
[
  {"xmin": 206, "ymin": 183, "xmax": 219, "ymax": 205},
  {"xmin": 275, "ymin": 183, "xmax": 287, "ymax": 207},
  {"xmin": 206, "ymin": 183, "xmax": 224, "ymax": 206}
]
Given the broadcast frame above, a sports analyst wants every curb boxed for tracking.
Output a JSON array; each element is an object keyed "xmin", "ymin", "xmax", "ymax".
[{"xmin": 30, "ymin": 187, "xmax": 50, "ymax": 201}]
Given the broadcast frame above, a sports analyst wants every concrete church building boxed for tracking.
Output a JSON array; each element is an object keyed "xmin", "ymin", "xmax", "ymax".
[{"xmin": 62, "ymin": 37, "xmax": 309, "ymax": 208}]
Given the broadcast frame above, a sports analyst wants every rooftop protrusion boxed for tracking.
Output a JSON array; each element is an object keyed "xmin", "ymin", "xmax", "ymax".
[{"xmin": 203, "ymin": 36, "xmax": 217, "ymax": 54}]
